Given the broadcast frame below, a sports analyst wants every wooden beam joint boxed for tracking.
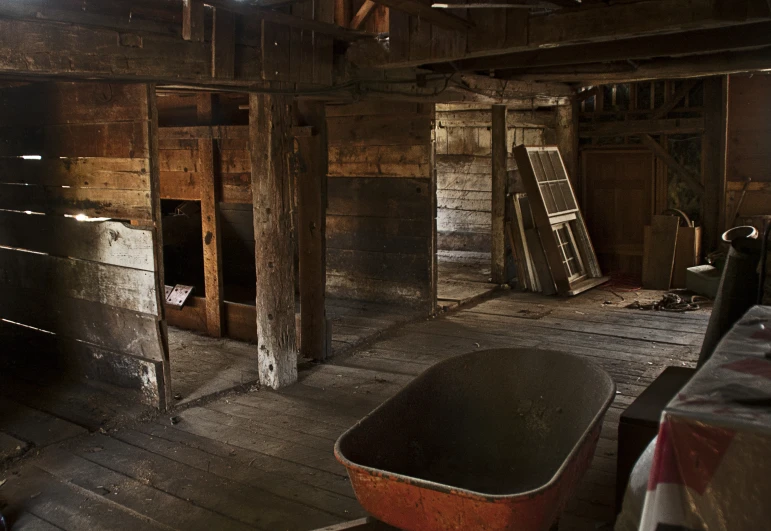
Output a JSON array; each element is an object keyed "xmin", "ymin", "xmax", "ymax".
[{"xmin": 639, "ymin": 133, "xmax": 706, "ymax": 194}]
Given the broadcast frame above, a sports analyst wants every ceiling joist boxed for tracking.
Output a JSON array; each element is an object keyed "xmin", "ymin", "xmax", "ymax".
[
  {"xmin": 504, "ymin": 47, "xmax": 771, "ymax": 84},
  {"xmin": 429, "ymin": 21, "xmax": 771, "ymax": 74},
  {"xmin": 357, "ymin": 0, "xmax": 771, "ymax": 69}
]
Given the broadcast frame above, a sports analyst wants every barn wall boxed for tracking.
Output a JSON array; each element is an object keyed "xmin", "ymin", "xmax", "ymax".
[
  {"xmin": 434, "ymin": 106, "xmax": 555, "ymax": 257},
  {"xmin": 156, "ymin": 102, "xmax": 257, "ymax": 338},
  {"xmin": 0, "ymin": 1, "xmax": 333, "ymax": 86},
  {"xmin": 726, "ymin": 73, "xmax": 771, "ymax": 229},
  {"xmin": 326, "ymin": 102, "xmax": 435, "ymax": 311},
  {"xmin": 0, "ymin": 81, "xmax": 168, "ymax": 408}
]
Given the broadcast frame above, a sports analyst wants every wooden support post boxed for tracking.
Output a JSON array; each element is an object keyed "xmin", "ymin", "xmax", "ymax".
[
  {"xmin": 197, "ymin": 94, "xmax": 224, "ymax": 337},
  {"xmin": 294, "ymin": 102, "xmax": 328, "ymax": 361},
  {"xmin": 702, "ymin": 75, "xmax": 729, "ymax": 253},
  {"xmin": 250, "ymin": 93, "xmax": 298, "ymax": 389},
  {"xmin": 491, "ymin": 104, "xmax": 507, "ymax": 284},
  {"xmin": 182, "ymin": 0, "xmax": 205, "ymax": 42},
  {"xmin": 212, "ymin": 8, "xmax": 236, "ymax": 80},
  {"xmin": 555, "ymin": 102, "xmax": 578, "ymax": 190},
  {"xmin": 147, "ymin": 84, "xmax": 173, "ymax": 411}
]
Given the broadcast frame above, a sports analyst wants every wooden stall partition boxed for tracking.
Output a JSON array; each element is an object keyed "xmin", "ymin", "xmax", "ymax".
[
  {"xmin": 725, "ymin": 73, "xmax": 771, "ymax": 232},
  {"xmin": 158, "ymin": 122, "xmax": 256, "ymax": 340},
  {"xmin": 326, "ymin": 101, "xmax": 435, "ymax": 313},
  {"xmin": 0, "ymin": 81, "xmax": 170, "ymax": 409}
]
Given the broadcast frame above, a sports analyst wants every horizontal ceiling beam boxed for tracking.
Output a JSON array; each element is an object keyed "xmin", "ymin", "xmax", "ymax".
[
  {"xmin": 317, "ymin": 73, "xmax": 572, "ymax": 104},
  {"xmin": 356, "ymin": 0, "xmax": 771, "ymax": 69},
  {"xmin": 504, "ymin": 47, "xmax": 771, "ymax": 84},
  {"xmin": 579, "ymin": 118, "xmax": 705, "ymax": 138},
  {"xmin": 429, "ymin": 21, "xmax": 771, "ymax": 73}
]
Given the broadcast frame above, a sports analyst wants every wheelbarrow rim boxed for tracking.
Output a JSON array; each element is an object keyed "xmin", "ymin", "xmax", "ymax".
[{"xmin": 334, "ymin": 348, "xmax": 616, "ymax": 501}]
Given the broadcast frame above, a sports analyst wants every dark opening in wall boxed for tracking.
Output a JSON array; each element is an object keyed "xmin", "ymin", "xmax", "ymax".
[
  {"xmin": 220, "ymin": 202, "xmax": 256, "ymax": 304},
  {"xmin": 161, "ymin": 200, "xmax": 205, "ymax": 295}
]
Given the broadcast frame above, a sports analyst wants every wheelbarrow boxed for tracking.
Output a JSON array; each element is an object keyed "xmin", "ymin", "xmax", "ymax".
[{"xmin": 334, "ymin": 349, "xmax": 616, "ymax": 531}]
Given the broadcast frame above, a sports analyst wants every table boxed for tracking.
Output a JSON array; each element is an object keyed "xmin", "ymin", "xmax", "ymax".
[{"xmin": 640, "ymin": 306, "xmax": 771, "ymax": 531}]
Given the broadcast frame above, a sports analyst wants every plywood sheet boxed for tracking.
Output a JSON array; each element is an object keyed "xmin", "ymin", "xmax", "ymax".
[{"xmin": 642, "ymin": 215, "xmax": 680, "ymax": 289}]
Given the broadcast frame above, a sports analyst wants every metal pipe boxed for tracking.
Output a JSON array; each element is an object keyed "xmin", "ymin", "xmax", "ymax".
[{"xmin": 698, "ymin": 226, "xmax": 761, "ymax": 367}]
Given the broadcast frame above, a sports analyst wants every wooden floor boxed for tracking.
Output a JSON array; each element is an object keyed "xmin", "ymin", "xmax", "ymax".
[
  {"xmin": 437, "ymin": 252, "xmax": 497, "ymax": 309},
  {"xmin": 168, "ymin": 298, "xmax": 422, "ymax": 405},
  {"xmin": 0, "ymin": 289, "xmax": 709, "ymax": 531}
]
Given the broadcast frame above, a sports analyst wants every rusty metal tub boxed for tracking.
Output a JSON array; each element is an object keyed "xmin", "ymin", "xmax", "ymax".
[{"xmin": 334, "ymin": 349, "xmax": 616, "ymax": 531}]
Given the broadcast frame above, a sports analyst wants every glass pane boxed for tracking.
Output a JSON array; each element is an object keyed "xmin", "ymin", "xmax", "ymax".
[
  {"xmin": 616, "ymin": 84, "xmax": 631, "ymax": 111},
  {"xmin": 637, "ymin": 82, "xmax": 652, "ymax": 110},
  {"xmin": 547, "ymin": 151, "xmax": 577, "ymax": 211},
  {"xmin": 530, "ymin": 152, "xmax": 557, "ymax": 214},
  {"xmin": 538, "ymin": 152, "xmax": 568, "ymax": 213},
  {"xmin": 654, "ymin": 81, "xmax": 666, "ymax": 108}
]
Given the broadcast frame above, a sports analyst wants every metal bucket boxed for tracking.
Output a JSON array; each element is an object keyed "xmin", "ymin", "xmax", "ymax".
[{"xmin": 335, "ymin": 349, "xmax": 616, "ymax": 531}]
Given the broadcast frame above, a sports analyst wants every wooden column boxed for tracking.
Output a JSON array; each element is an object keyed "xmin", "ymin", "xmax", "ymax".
[
  {"xmin": 197, "ymin": 94, "xmax": 224, "ymax": 337},
  {"xmin": 294, "ymin": 102, "xmax": 328, "ymax": 361},
  {"xmin": 491, "ymin": 104, "xmax": 507, "ymax": 284},
  {"xmin": 250, "ymin": 93, "xmax": 298, "ymax": 389},
  {"xmin": 702, "ymin": 75, "xmax": 729, "ymax": 254},
  {"xmin": 147, "ymin": 84, "xmax": 173, "ymax": 411},
  {"xmin": 555, "ymin": 102, "xmax": 579, "ymax": 190}
]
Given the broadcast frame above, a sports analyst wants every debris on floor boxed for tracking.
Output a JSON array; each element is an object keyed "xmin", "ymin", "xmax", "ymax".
[{"xmin": 627, "ymin": 291, "xmax": 708, "ymax": 312}]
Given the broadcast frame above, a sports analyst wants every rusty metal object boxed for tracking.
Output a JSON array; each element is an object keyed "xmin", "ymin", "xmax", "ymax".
[
  {"xmin": 335, "ymin": 349, "xmax": 616, "ymax": 531},
  {"xmin": 166, "ymin": 284, "xmax": 194, "ymax": 309},
  {"xmin": 698, "ymin": 226, "xmax": 761, "ymax": 367}
]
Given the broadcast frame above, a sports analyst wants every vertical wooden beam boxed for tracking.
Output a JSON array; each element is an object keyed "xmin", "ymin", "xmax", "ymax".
[
  {"xmin": 212, "ymin": 8, "xmax": 236, "ymax": 80},
  {"xmin": 428, "ymin": 103, "xmax": 438, "ymax": 315},
  {"xmin": 197, "ymin": 94, "xmax": 224, "ymax": 337},
  {"xmin": 182, "ymin": 0, "xmax": 205, "ymax": 42},
  {"xmin": 491, "ymin": 104, "xmax": 507, "ymax": 284},
  {"xmin": 555, "ymin": 103, "xmax": 579, "ymax": 190},
  {"xmin": 200, "ymin": 140, "xmax": 223, "ymax": 336},
  {"xmin": 146, "ymin": 84, "xmax": 172, "ymax": 411},
  {"xmin": 250, "ymin": 93, "xmax": 298, "ymax": 389},
  {"xmin": 702, "ymin": 75, "xmax": 729, "ymax": 254},
  {"xmin": 334, "ymin": 0, "xmax": 352, "ymax": 27},
  {"xmin": 294, "ymin": 101, "xmax": 328, "ymax": 361}
]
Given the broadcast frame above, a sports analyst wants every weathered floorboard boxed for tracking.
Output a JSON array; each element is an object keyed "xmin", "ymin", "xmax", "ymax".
[{"xmin": 0, "ymin": 290, "xmax": 708, "ymax": 531}]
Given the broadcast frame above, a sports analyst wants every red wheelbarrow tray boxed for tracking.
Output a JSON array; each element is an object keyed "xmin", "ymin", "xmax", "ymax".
[{"xmin": 334, "ymin": 349, "xmax": 616, "ymax": 531}]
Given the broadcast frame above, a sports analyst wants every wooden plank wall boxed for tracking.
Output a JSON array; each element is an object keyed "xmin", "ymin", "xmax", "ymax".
[
  {"xmin": 157, "ymin": 117, "xmax": 257, "ymax": 338},
  {"xmin": 0, "ymin": 82, "xmax": 168, "ymax": 409},
  {"xmin": 326, "ymin": 102, "xmax": 435, "ymax": 311},
  {"xmin": 158, "ymin": 126, "xmax": 252, "ymax": 204},
  {"xmin": 388, "ymin": 3, "xmax": 526, "ymax": 66},
  {"xmin": 726, "ymin": 73, "xmax": 771, "ymax": 229},
  {"xmin": 0, "ymin": 1, "xmax": 332, "ymax": 86},
  {"xmin": 434, "ymin": 105, "xmax": 555, "ymax": 257}
]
